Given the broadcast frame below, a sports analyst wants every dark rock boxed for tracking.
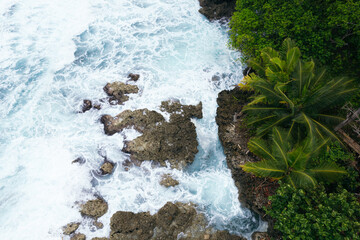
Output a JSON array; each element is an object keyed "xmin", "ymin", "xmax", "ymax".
[
  {"xmin": 91, "ymin": 238, "xmax": 108, "ymax": 240},
  {"xmin": 72, "ymin": 157, "xmax": 86, "ymax": 165},
  {"xmin": 71, "ymin": 233, "xmax": 86, "ymax": 240},
  {"xmin": 128, "ymin": 73, "xmax": 140, "ymax": 81},
  {"xmin": 82, "ymin": 100, "xmax": 92, "ymax": 113},
  {"xmin": 80, "ymin": 198, "xmax": 108, "ymax": 219},
  {"xmin": 93, "ymin": 104, "xmax": 101, "ymax": 110},
  {"xmin": 63, "ymin": 222, "xmax": 80, "ymax": 235},
  {"xmin": 251, "ymin": 232, "xmax": 270, "ymax": 240},
  {"xmin": 103, "ymin": 82, "xmax": 139, "ymax": 105},
  {"xmin": 100, "ymin": 162, "xmax": 114, "ymax": 175},
  {"xmin": 215, "ymin": 87, "xmax": 278, "ymax": 237},
  {"xmin": 198, "ymin": 0, "xmax": 236, "ymax": 21},
  {"xmin": 110, "ymin": 211, "xmax": 155, "ymax": 240},
  {"xmin": 159, "ymin": 174, "xmax": 179, "ymax": 187}
]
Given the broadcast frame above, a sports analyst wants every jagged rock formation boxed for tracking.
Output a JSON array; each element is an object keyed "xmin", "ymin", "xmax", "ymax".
[{"xmin": 101, "ymin": 101, "xmax": 203, "ymax": 169}]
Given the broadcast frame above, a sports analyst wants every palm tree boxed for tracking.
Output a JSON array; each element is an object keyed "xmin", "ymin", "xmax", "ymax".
[
  {"xmin": 241, "ymin": 128, "xmax": 346, "ymax": 188},
  {"xmin": 241, "ymin": 39, "xmax": 356, "ymax": 141}
]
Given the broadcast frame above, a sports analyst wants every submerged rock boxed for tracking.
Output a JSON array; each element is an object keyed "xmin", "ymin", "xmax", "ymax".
[
  {"xmin": 103, "ymin": 82, "xmax": 139, "ymax": 105},
  {"xmin": 63, "ymin": 222, "xmax": 80, "ymax": 235},
  {"xmin": 80, "ymin": 198, "xmax": 108, "ymax": 219},
  {"xmin": 71, "ymin": 233, "xmax": 86, "ymax": 240},
  {"xmin": 198, "ymin": 0, "xmax": 236, "ymax": 21},
  {"xmin": 128, "ymin": 73, "xmax": 140, "ymax": 81},
  {"xmin": 100, "ymin": 162, "xmax": 114, "ymax": 175},
  {"xmin": 102, "ymin": 101, "xmax": 203, "ymax": 169},
  {"xmin": 159, "ymin": 174, "xmax": 179, "ymax": 187},
  {"xmin": 72, "ymin": 157, "xmax": 86, "ymax": 165}
]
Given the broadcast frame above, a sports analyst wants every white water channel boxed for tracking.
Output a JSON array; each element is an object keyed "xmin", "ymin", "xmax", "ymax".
[{"xmin": 0, "ymin": 0, "xmax": 264, "ymax": 239}]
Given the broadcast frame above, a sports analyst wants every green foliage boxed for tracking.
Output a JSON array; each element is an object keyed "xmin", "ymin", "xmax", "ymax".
[
  {"xmin": 241, "ymin": 127, "xmax": 346, "ymax": 188},
  {"xmin": 266, "ymin": 184, "xmax": 360, "ymax": 239},
  {"xmin": 242, "ymin": 39, "xmax": 356, "ymax": 140},
  {"xmin": 229, "ymin": 0, "xmax": 360, "ymax": 78},
  {"xmin": 314, "ymin": 143, "xmax": 360, "ymax": 192}
]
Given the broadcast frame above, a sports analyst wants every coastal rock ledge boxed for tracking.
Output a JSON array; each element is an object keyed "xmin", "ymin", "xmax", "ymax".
[{"xmin": 215, "ymin": 87, "xmax": 277, "ymax": 238}]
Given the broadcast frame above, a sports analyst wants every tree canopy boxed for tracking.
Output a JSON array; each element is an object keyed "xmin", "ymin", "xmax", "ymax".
[{"xmin": 229, "ymin": 0, "xmax": 360, "ymax": 78}]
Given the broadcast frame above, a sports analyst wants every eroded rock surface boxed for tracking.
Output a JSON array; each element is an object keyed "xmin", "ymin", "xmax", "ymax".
[
  {"xmin": 159, "ymin": 174, "xmax": 179, "ymax": 187},
  {"xmin": 102, "ymin": 101, "xmax": 203, "ymax": 169},
  {"xmin": 198, "ymin": 0, "xmax": 236, "ymax": 21},
  {"xmin": 80, "ymin": 198, "xmax": 108, "ymax": 219},
  {"xmin": 103, "ymin": 82, "xmax": 139, "ymax": 105},
  {"xmin": 109, "ymin": 202, "xmax": 244, "ymax": 240},
  {"xmin": 82, "ymin": 100, "xmax": 93, "ymax": 113}
]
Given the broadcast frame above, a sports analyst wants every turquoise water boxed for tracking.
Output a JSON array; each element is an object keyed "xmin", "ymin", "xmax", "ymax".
[{"xmin": 0, "ymin": 0, "xmax": 264, "ymax": 239}]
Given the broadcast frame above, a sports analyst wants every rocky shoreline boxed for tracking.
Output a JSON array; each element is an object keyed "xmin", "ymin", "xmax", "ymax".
[
  {"xmin": 215, "ymin": 87, "xmax": 278, "ymax": 239},
  {"xmin": 61, "ymin": 2, "xmax": 274, "ymax": 239}
]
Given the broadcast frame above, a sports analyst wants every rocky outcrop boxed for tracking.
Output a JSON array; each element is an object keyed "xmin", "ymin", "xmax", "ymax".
[
  {"xmin": 103, "ymin": 82, "xmax": 139, "ymax": 105},
  {"xmin": 63, "ymin": 222, "xmax": 80, "ymax": 235},
  {"xmin": 109, "ymin": 202, "xmax": 245, "ymax": 240},
  {"xmin": 101, "ymin": 101, "xmax": 203, "ymax": 169},
  {"xmin": 215, "ymin": 87, "xmax": 277, "ymax": 237},
  {"xmin": 160, "ymin": 174, "xmax": 179, "ymax": 187},
  {"xmin": 198, "ymin": 0, "xmax": 236, "ymax": 21},
  {"xmin": 80, "ymin": 198, "xmax": 108, "ymax": 219}
]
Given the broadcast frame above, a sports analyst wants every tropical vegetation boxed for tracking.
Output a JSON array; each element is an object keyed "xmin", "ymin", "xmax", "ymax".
[
  {"xmin": 241, "ymin": 38, "xmax": 356, "ymax": 140},
  {"xmin": 266, "ymin": 184, "xmax": 360, "ymax": 239},
  {"xmin": 229, "ymin": 0, "xmax": 360, "ymax": 78},
  {"xmin": 241, "ymin": 127, "xmax": 346, "ymax": 188}
]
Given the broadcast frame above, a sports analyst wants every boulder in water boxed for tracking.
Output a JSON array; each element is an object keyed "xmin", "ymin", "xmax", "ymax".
[
  {"xmin": 159, "ymin": 174, "xmax": 179, "ymax": 187},
  {"xmin": 82, "ymin": 100, "xmax": 92, "ymax": 113},
  {"xmin": 100, "ymin": 162, "xmax": 114, "ymax": 175},
  {"xmin": 80, "ymin": 198, "xmax": 108, "ymax": 219},
  {"xmin": 128, "ymin": 73, "xmax": 140, "ymax": 81}
]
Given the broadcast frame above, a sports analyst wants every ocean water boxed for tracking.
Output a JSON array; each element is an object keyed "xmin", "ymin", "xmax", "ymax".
[{"xmin": 0, "ymin": 0, "xmax": 264, "ymax": 239}]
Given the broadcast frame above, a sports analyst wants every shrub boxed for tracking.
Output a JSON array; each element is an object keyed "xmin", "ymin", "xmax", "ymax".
[{"xmin": 266, "ymin": 184, "xmax": 360, "ymax": 239}]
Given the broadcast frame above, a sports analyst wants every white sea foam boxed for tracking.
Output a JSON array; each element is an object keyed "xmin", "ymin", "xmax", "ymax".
[{"xmin": 0, "ymin": 0, "xmax": 264, "ymax": 239}]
